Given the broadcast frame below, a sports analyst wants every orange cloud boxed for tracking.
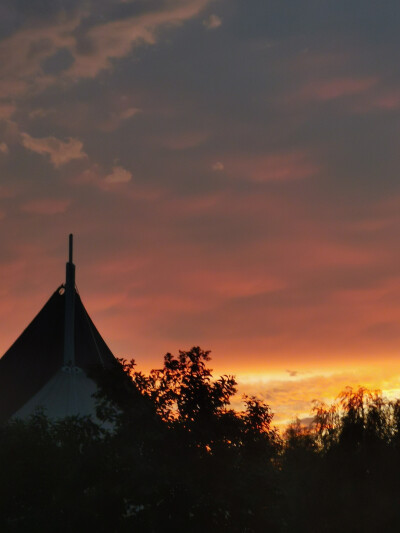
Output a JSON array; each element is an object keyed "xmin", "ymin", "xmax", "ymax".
[
  {"xmin": 0, "ymin": 143, "xmax": 8, "ymax": 155},
  {"xmin": 66, "ymin": 0, "xmax": 211, "ymax": 79},
  {"xmin": 104, "ymin": 166, "xmax": 132, "ymax": 184},
  {"xmin": 20, "ymin": 133, "xmax": 87, "ymax": 167},
  {"xmin": 98, "ymin": 107, "xmax": 142, "ymax": 132},
  {"xmin": 0, "ymin": 0, "xmax": 211, "ymax": 103},
  {"xmin": 0, "ymin": 15, "xmax": 79, "ymax": 100}
]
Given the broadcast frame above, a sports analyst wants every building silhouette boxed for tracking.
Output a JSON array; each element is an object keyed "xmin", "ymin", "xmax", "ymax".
[{"xmin": 0, "ymin": 235, "xmax": 116, "ymax": 422}]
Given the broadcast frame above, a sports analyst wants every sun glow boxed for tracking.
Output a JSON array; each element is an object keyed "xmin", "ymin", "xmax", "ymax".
[{"xmin": 232, "ymin": 361, "xmax": 400, "ymax": 426}]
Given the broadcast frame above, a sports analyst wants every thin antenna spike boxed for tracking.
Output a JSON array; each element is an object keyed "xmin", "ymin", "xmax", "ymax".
[{"xmin": 64, "ymin": 234, "xmax": 76, "ymax": 366}]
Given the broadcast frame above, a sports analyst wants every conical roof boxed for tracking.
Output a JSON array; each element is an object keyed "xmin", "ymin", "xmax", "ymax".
[{"xmin": 0, "ymin": 239, "xmax": 118, "ymax": 422}]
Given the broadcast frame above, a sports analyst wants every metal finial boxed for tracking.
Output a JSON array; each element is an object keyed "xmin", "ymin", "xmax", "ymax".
[{"xmin": 69, "ymin": 234, "xmax": 73, "ymax": 264}]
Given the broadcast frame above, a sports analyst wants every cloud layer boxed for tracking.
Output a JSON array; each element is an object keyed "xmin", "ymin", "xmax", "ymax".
[{"xmin": 1, "ymin": 0, "xmax": 400, "ymax": 421}]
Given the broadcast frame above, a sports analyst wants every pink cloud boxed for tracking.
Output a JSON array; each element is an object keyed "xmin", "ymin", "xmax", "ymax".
[
  {"xmin": 226, "ymin": 151, "xmax": 319, "ymax": 182},
  {"xmin": 374, "ymin": 92, "xmax": 400, "ymax": 110},
  {"xmin": 350, "ymin": 88, "xmax": 400, "ymax": 113},
  {"xmin": 0, "ymin": 103, "xmax": 16, "ymax": 120},
  {"xmin": 292, "ymin": 50, "xmax": 349, "ymax": 72},
  {"xmin": 180, "ymin": 270, "xmax": 285, "ymax": 299},
  {"xmin": 20, "ymin": 198, "xmax": 71, "ymax": 215},
  {"xmin": 301, "ymin": 77, "xmax": 377, "ymax": 101},
  {"xmin": 203, "ymin": 14, "xmax": 222, "ymax": 30},
  {"xmin": 162, "ymin": 130, "xmax": 208, "ymax": 150},
  {"xmin": 0, "ymin": 185, "xmax": 18, "ymax": 199}
]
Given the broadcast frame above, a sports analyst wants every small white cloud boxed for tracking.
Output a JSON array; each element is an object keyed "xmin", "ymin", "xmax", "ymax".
[
  {"xmin": 0, "ymin": 143, "xmax": 9, "ymax": 155},
  {"xmin": 203, "ymin": 14, "xmax": 222, "ymax": 30},
  {"xmin": 212, "ymin": 161, "xmax": 224, "ymax": 171},
  {"xmin": 104, "ymin": 166, "xmax": 132, "ymax": 183},
  {"xmin": 20, "ymin": 132, "xmax": 87, "ymax": 168}
]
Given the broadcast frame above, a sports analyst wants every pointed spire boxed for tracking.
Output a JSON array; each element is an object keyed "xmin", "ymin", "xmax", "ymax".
[
  {"xmin": 69, "ymin": 233, "xmax": 73, "ymax": 263},
  {"xmin": 63, "ymin": 234, "xmax": 76, "ymax": 366}
]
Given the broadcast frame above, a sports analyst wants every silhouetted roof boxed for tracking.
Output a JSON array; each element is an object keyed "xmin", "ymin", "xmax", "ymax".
[
  {"xmin": 0, "ymin": 286, "xmax": 116, "ymax": 422},
  {"xmin": 13, "ymin": 367, "xmax": 99, "ymax": 420}
]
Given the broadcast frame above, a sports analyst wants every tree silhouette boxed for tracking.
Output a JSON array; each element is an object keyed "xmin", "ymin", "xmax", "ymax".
[{"xmin": 3, "ymin": 352, "xmax": 400, "ymax": 532}]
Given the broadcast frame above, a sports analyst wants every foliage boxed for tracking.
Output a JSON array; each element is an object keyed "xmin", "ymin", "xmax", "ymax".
[{"xmin": 2, "ymin": 351, "xmax": 400, "ymax": 532}]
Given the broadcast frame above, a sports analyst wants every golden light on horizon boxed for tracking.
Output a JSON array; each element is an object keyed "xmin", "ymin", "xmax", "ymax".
[{"xmin": 233, "ymin": 360, "xmax": 400, "ymax": 426}]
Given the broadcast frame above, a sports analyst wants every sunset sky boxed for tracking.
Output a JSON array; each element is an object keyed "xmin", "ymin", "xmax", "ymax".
[{"xmin": 1, "ymin": 0, "xmax": 400, "ymax": 424}]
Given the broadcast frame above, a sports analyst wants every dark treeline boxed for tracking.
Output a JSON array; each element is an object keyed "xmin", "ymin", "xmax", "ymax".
[{"xmin": 1, "ymin": 347, "xmax": 400, "ymax": 532}]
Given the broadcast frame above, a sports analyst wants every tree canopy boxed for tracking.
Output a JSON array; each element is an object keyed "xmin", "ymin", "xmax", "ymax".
[{"xmin": 1, "ymin": 347, "xmax": 399, "ymax": 532}]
